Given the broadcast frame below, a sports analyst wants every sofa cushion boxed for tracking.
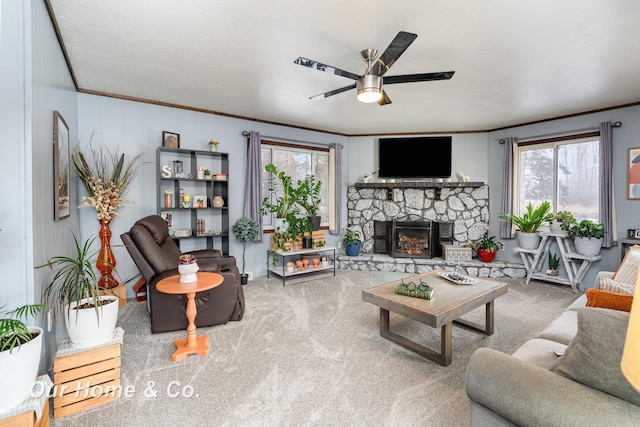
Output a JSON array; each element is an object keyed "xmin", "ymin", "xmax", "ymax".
[
  {"xmin": 511, "ymin": 338, "xmax": 567, "ymax": 370},
  {"xmin": 586, "ymin": 288, "xmax": 633, "ymax": 312},
  {"xmin": 535, "ymin": 310, "xmax": 578, "ymax": 345},
  {"xmin": 550, "ymin": 307, "xmax": 640, "ymax": 406},
  {"xmin": 598, "ymin": 276, "xmax": 635, "ymax": 295},
  {"xmin": 611, "ymin": 244, "xmax": 640, "ymax": 281}
]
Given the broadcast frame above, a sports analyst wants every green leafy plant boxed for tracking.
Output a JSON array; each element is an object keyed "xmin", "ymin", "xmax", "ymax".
[
  {"xmin": 260, "ymin": 164, "xmax": 300, "ymax": 219},
  {"xmin": 297, "ymin": 174, "xmax": 322, "ymax": 217},
  {"xmin": 313, "ymin": 240, "xmax": 325, "ymax": 248},
  {"xmin": 343, "ymin": 227, "xmax": 362, "ymax": 246},
  {"xmin": 470, "ymin": 233, "xmax": 504, "ymax": 252},
  {"xmin": 0, "ymin": 304, "xmax": 45, "ymax": 353},
  {"xmin": 232, "ymin": 217, "xmax": 259, "ymax": 274},
  {"xmin": 499, "ymin": 201, "xmax": 554, "ymax": 233},
  {"xmin": 42, "ymin": 234, "xmax": 107, "ymax": 320},
  {"xmin": 554, "ymin": 211, "xmax": 575, "ymax": 223},
  {"xmin": 561, "ymin": 219, "xmax": 605, "ymax": 239},
  {"xmin": 548, "ymin": 252, "xmax": 560, "ymax": 270},
  {"xmin": 204, "ymin": 169, "xmax": 211, "ymax": 176}
]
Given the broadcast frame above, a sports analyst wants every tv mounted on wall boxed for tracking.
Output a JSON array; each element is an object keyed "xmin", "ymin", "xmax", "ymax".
[{"xmin": 378, "ymin": 136, "xmax": 452, "ymax": 179}]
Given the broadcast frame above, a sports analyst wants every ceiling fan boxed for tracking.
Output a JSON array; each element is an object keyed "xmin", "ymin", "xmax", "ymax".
[{"xmin": 294, "ymin": 31, "xmax": 455, "ymax": 106}]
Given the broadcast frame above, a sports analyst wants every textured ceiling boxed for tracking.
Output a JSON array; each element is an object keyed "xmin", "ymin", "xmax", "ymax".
[{"xmin": 48, "ymin": 0, "xmax": 640, "ymax": 135}]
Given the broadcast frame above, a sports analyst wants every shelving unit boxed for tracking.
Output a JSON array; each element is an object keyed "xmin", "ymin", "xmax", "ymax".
[
  {"xmin": 156, "ymin": 147, "xmax": 229, "ymax": 254},
  {"xmin": 514, "ymin": 232, "xmax": 601, "ymax": 293},
  {"xmin": 267, "ymin": 246, "xmax": 337, "ymax": 286}
]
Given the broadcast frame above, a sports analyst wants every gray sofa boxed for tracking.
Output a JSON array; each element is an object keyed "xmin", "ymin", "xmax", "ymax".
[{"xmin": 465, "ymin": 273, "xmax": 640, "ymax": 426}]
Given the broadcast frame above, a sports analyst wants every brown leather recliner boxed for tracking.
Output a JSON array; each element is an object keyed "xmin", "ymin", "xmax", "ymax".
[{"xmin": 120, "ymin": 215, "xmax": 244, "ymax": 333}]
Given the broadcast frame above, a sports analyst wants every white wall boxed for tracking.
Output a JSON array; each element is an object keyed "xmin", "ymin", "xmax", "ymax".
[{"xmin": 77, "ymin": 94, "xmax": 349, "ymax": 290}]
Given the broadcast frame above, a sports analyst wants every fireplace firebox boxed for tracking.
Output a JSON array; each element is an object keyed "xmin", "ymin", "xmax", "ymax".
[{"xmin": 373, "ymin": 220, "xmax": 452, "ymax": 259}]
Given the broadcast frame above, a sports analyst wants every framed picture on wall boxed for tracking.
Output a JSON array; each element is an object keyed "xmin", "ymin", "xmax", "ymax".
[
  {"xmin": 53, "ymin": 111, "xmax": 70, "ymax": 221},
  {"xmin": 162, "ymin": 131, "xmax": 180, "ymax": 148},
  {"xmin": 628, "ymin": 147, "xmax": 640, "ymax": 199}
]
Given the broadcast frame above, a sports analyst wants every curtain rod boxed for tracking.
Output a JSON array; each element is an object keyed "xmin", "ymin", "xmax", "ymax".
[
  {"xmin": 498, "ymin": 121, "xmax": 622, "ymax": 144},
  {"xmin": 242, "ymin": 131, "xmax": 343, "ymax": 148}
]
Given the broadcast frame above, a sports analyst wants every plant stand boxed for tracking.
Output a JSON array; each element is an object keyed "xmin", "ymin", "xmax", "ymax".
[
  {"xmin": 514, "ymin": 232, "xmax": 601, "ymax": 293},
  {"xmin": 267, "ymin": 246, "xmax": 336, "ymax": 286}
]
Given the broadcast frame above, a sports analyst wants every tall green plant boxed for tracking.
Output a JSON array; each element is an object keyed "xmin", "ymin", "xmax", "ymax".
[
  {"xmin": 499, "ymin": 201, "xmax": 554, "ymax": 233},
  {"xmin": 232, "ymin": 217, "xmax": 259, "ymax": 274},
  {"xmin": 297, "ymin": 174, "xmax": 322, "ymax": 217},
  {"xmin": 260, "ymin": 164, "xmax": 300, "ymax": 219}
]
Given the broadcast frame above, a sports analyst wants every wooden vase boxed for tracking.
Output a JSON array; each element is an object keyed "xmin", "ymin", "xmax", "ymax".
[{"xmin": 97, "ymin": 219, "xmax": 118, "ymax": 289}]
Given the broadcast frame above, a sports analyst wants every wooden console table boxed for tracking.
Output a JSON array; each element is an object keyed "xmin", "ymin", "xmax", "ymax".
[{"xmin": 514, "ymin": 232, "xmax": 601, "ymax": 293}]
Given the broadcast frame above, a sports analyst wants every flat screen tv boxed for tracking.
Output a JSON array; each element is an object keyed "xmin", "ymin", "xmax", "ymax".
[{"xmin": 378, "ymin": 136, "xmax": 452, "ymax": 179}]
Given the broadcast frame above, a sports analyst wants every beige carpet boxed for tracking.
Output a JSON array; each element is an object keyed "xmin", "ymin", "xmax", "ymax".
[{"xmin": 50, "ymin": 270, "xmax": 579, "ymax": 427}]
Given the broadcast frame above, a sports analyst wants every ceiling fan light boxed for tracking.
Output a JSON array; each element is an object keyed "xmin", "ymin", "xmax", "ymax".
[{"xmin": 356, "ymin": 75, "xmax": 383, "ymax": 103}]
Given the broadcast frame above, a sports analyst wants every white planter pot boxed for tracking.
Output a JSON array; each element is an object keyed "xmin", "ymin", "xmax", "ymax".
[
  {"xmin": 574, "ymin": 237, "xmax": 603, "ymax": 256},
  {"xmin": 549, "ymin": 220, "xmax": 563, "ymax": 233},
  {"xmin": 273, "ymin": 218, "xmax": 288, "ymax": 231},
  {"xmin": 65, "ymin": 296, "xmax": 118, "ymax": 349},
  {"xmin": 516, "ymin": 231, "xmax": 541, "ymax": 249},
  {"xmin": 0, "ymin": 326, "xmax": 43, "ymax": 412}
]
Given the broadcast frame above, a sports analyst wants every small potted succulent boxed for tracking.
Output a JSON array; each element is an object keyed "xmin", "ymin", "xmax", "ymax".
[
  {"xmin": 547, "ymin": 252, "xmax": 560, "ymax": 276},
  {"xmin": 204, "ymin": 169, "xmax": 212, "ymax": 180},
  {"xmin": 470, "ymin": 233, "xmax": 504, "ymax": 263}
]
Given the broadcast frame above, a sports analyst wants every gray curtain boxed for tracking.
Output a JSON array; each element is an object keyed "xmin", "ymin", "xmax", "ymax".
[
  {"xmin": 599, "ymin": 122, "xmax": 616, "ymax": 248},
  {"xmin": 500, "ymin": 137, "xmax": 518, "ymax": 239},
  {"xmin": 329, "ymin": 143, "xmax": 342, "ymax": 235},
  {"xmin": 243, "ymin": 131, "xmax": 263, "ymax": 241}
]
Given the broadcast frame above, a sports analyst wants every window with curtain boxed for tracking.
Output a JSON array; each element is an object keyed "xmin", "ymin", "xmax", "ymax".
[
  {"xmin": 514, "ymin": 133, "xmax": 600, "ymax": 221},
  {"xmin": 261, "ymin": 141, "xmax": 330, "ymax": 230}
]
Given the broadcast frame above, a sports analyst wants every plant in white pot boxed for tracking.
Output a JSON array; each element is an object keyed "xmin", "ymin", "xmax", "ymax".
[
  {"xmin": 0, "ymin": 303, "xmax": 45, "ymax": 412},
  {"xmin": 499, "ymin": 201, "xmax": 554, "ymax": 249},
  {"xmin": 232, "ymin": 217, "xmax": 259, "ymax": 285},
  {"xmin": 43, "ymin": 234, "xmax": 118, "ymax": 349},
  {"xmin": 549, "ymin": 210, "xmax": 575, "ymax": 233},
  {"xmin": 561, "ymin": 219, "xmax": 605, "ymax": 256}
]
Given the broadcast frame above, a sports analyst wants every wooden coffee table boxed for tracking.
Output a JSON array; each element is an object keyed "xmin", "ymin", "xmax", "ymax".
[
  {"xmin": 156, "ymin": 272, "xmax": 223, "ymax": 361},
  {"xmin": 362, "ymin": 270, "xmax": 508, "ymax": 366}
]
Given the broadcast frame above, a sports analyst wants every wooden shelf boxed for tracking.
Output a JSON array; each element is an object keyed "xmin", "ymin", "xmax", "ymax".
[{"xmin": 354, "ymin": 181, "xmax": 485, "ymax": 199}]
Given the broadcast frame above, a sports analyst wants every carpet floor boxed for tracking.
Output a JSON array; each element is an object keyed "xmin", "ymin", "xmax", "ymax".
[{"xmin": 50, "ymin": 270, "xmax": 579, "ymax": 427}]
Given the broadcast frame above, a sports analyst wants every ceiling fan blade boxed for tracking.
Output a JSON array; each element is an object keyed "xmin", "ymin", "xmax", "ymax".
[
  {"xmin": 309, "ymin": 83, "xmax": 357, "ymax": 100},
  {"xmin": 377, "ymin": 91, "xmax": 392, "ymax": 106},
  {"xmin": 383, "ymin": 71, "xmax": 455, "ymax": 85},
  {"xmin": 294, "ymin": 57, "xmax": 360, "ymax": 81},
  {"xmin": 367, "ymin": 31, "xmax": 417, "ymax": 77}
]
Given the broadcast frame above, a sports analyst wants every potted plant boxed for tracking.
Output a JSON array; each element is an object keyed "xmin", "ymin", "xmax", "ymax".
[
  {"xmin": 204, "ymin": 169, "xmax": 212, "ymax": 180},
  {"xmin": 550, "ymin": 210, "xmax": 575, "ymax": 233},
  {"xmin": 561, "ymin": 219, "xmax": 605, "ymax": 256},
  {"xmin": 343, "ymin": 227, "xmax": 362, "ymax": 256},
  {"xmin": 547, "ymin": 252, "xmax": 560, "ymax": 275},
  {"xmin": 43, "ymin": 234, "xmax": 119, "ymax": 348},
  {"xmin": 470, "ymin": 233, "xmax": 504, "ymax": 263},
  {"xmin": 0, "ymin": 303, "xmax": 45, "ymax": 412},
  {"xmin": 297, "ymin": 174, "xmax": 322, "ymax": 231},
  {"xmin": 499, "ymin": 201, "xmax": 554, "ymax": 249},
  {"xmin": 232, "ymin": 217, "xmax": 259, "ymax": 285},
  {"xmin": 260, "ymin": 164, "xmax": 300, "ymax": 230}
]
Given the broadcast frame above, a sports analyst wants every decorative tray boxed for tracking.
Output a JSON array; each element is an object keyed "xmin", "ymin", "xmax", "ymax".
[{"xmin": 437, "ymin": 271, "xmax": 478, "ymax": 285}]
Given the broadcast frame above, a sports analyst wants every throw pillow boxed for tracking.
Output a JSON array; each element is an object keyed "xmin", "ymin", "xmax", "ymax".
[
  {"xmin": 612, "ymin": 245, "xmax": 640, "ymax": 283},
  {"xmin": 598, "ymin": 276, "xmax": 635, "ymax": 295},
  {"xmin": 551, "ymin": 307, "xmax": 640, "ymax": 406},
  {"xmin": 585, "ymin": 288, "xmax": 633, "ymax": 312}
]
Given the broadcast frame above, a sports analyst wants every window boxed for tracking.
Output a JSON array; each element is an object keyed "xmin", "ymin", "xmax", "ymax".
[
  {"xmin": 261, "ymin": 142, "xmax": 330, "ymax": 229},
  {"xmin": 515, "ymin": 134, "xmax": 600, "ymax": 221}
]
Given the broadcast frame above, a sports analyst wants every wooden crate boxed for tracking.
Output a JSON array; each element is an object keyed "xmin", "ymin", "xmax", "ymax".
[
  {"xmin": 99, "ymin": 284, "xmax": 127, "ymax": 307},
  {"xmin": 270, "ymin": 230, "xmax": 327, "ymax": 251},
  {"xmin": 0, "ymin": 399, "xmax": 49, "ymax": 427},
  {"xmin": 53, "ymin": 343, "xmax": 121, "ymax": 419}
]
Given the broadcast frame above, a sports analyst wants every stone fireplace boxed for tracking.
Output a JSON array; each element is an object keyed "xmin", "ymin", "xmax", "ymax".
[
  {"xmin": 373, "ymin": 220, "xmax": 453, "ymax": 258},
  {"xmin": 348, "ymin": 182, "xmax": 490, "ymax": 255}
]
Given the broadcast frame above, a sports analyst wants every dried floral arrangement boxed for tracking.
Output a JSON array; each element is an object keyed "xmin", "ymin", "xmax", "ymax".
[{"xmin": 72, "ymin": 140, "xmax": 142, "ymax": 221}]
